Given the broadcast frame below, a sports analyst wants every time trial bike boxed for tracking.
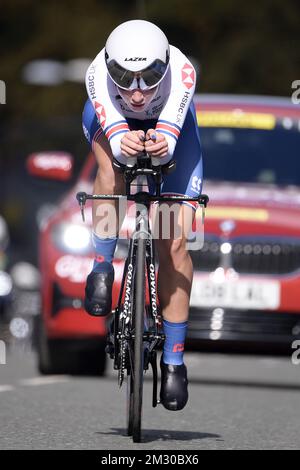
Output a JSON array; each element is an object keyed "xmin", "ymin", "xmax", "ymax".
[{"xmin": 76, "ymin": 154, "xmax": 209, "ymax": 443}]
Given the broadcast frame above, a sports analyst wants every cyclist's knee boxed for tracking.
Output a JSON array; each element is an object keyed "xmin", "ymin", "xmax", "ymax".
[
  {"xmin": 93, "ymin": 141, "xmax": 123, "ymax": 192},
  {"xmin": 93, "ymin": 134, "xmax": 113, "ymax": 164},
  {"xmin": 158, "ymin": 238, "xmax": 189, "ymax": 266},
  {"xmin": 95, "ymin": 165, "xmax": 122, "ymax": 191}
]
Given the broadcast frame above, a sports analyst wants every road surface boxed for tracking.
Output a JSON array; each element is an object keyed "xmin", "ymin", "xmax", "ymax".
[{"xmin": 0, "ymin": 345, "xmax": 300, "ymax": 450}]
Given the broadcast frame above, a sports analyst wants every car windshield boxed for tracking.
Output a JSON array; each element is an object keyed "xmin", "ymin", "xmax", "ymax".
[{"xmin": 200, "ymin": 126, "xmax": 300, "ymax": 186}]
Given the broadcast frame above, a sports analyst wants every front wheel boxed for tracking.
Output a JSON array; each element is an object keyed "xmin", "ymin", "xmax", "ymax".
[
  {"xmin": 126, "ymin": 371, "xmax": 134, "ymax": 436},
  {"xmin": 131, "ymin": 237, "xmax": 146, "ymax": 443}
]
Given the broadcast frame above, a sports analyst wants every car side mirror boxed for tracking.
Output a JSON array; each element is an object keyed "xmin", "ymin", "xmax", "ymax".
[{"xmin": 26, "ymin": 151, "xmax": 74, "ymax": 181}]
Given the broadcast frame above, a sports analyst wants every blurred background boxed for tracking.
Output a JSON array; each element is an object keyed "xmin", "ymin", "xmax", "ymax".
[
  {"xmin": 0, "ymin": 0, "xmax": 299, "ymax": 346},
  {"xmin": 1, "ymin": 0, "xmax": 299, "ymax": 264}
]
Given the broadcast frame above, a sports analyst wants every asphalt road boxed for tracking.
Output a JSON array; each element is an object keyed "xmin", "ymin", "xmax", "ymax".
[{"xmin": 1, "ymin": 344, "xmax": 300, "ymax": 450}]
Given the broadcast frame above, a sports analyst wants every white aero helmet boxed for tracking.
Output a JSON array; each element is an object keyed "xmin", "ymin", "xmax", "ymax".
[{"xmin": 105, "ymin": 20, "xmax": 170, "ymax": 90}]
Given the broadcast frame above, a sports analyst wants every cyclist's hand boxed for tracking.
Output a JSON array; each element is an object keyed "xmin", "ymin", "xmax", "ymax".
[
  {"xmin": 120, "ymin": 130, "xmax": 145, "ymax": 157},
  {"xmin": 145, "ymin": 129, "xmax": 168, "ymax": 157}
]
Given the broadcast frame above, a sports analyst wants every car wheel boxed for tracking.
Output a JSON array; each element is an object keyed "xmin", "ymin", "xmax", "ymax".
[
  {"xmin": 75, "ymin": 346, "xmax": 107, "ymax": 376},
  {"xmin": 35, "ymin": 315, "xmax": 66, "ymax": 375},
  {"xmin": 35, "ymin": 315, "xmax": 107, "ymax": 376}
]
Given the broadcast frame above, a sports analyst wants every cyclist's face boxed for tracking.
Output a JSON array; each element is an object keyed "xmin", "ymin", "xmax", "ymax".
[{"xmin": 117, "ymin": 86, "xmax": 158, "ymax": 112}]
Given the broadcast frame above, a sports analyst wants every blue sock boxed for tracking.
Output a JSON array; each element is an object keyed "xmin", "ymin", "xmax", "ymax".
[
  {"xmin": 162, "ymin": 319, "xmax": 188, "ymax": 366},
  {"xmin": 92, "ymin": 232, "xmax": 118, "ymax": 268}
]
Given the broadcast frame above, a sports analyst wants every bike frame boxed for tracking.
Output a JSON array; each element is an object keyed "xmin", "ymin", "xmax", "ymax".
[{"xmin": 113, "ymin": 172, "xmax": 164, "ymax": 396}]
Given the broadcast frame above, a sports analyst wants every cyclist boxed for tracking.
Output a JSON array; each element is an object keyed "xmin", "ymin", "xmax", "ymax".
[{"xmin": 82, "ymin": 19, "xmax": 203, "ymax": 411}]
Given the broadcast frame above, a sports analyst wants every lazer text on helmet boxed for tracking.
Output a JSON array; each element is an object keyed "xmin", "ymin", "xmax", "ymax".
[{"xmin": 124, "ymin": 57, "xmax": 147, "ymax": 62}]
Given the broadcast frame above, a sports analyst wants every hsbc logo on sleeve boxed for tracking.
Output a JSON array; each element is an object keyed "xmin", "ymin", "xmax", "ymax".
[
  {"xmin": 181, "ymin": 63, "xmax": 195, "ymax": 90},
  {"xmin": 94, "ymin": 101, "xmax": 106, "ymax": 129}
]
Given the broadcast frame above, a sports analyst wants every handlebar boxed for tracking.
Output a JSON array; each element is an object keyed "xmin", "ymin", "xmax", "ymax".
[
  {"xmin": 76, "ymin": 191, "xmax": 209, "ymax": 222},
  {"xmin": 76, "ymin": 191, "xmax": 209, "ymax": 206},
  {"xmin": 76, "ymin": 153, "xmax": 209, "ymax": 221}
]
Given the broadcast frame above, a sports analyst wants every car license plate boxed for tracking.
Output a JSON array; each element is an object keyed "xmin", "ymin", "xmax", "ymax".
[{"xmin": 190, "ymin": 276, "xmax": 280, "ymax": 309}]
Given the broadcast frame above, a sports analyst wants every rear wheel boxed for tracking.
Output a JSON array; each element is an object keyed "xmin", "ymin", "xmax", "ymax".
[{"xmin": 131, "ymin": 237, "xmax": 146, "ymax": 443}]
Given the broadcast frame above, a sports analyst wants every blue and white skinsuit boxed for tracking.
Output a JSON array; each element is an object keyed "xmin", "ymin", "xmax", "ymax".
[{"xmin": 82, "ymin": 45, "xmax": 203, "ymax": 207}]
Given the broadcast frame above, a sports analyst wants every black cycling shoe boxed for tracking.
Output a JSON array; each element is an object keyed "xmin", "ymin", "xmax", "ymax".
[
  {"xmin": 84, "ymin": 262, "xmax": 114, "ymax": 316},
  {"xmin": 160, "ymin": 357, "xmax": 188, "ymax": 411}
]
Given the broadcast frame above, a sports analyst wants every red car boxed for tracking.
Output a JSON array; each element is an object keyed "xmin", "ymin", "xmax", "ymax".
[
  {"xmin": 29, "ymin": 94, "xmax": 300, "ymax": 374},
  {"xmin": 190, "ymin": 94, "xmax": 300, "ymax": 353}
]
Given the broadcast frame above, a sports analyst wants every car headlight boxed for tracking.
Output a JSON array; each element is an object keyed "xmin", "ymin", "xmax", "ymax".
[{"xmin": 52, "ymin": 223, "xmax": 93, "ymax": 255}]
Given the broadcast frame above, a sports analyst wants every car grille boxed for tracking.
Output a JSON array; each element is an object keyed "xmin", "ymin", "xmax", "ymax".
[
  {"xmin": 190, "ymin": 239, "xmax": 300, "ymax": 275},
  {"xmin": 52, "ymin": 283, "xmax": 83, "ymax": 316},
  {"xmin": 187, "ymin": 307, "xmax": 300, "ymax": 345},
  {"xmin": 190, "ymin": 240, "xmax": 221, "ymax": 272}
]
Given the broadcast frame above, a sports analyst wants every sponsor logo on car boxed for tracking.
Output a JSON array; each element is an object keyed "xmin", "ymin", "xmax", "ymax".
[
  {"xmin": 55, "ymin": 255, "xmax": 93, "ymax": 283},
  {"xmin": 199, "ymin": 206, "xmax": 270, "ymax": 222},
  {"xmin": 34, "ymin": 154, "xmax": 72, "ymax": 171},
  {"xmin": 197, "ymin": 111, "xmax": 276, "ymax": 130}
]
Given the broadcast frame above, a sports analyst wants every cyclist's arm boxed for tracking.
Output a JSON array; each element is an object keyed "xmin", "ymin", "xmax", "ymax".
[
  {"xmin": 85, "ymin": 49, "xmax": 129, "ymax": 161},
  {"xmin": 155, "ymin": 46, "xmax": 196, "ymax": 164}
]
